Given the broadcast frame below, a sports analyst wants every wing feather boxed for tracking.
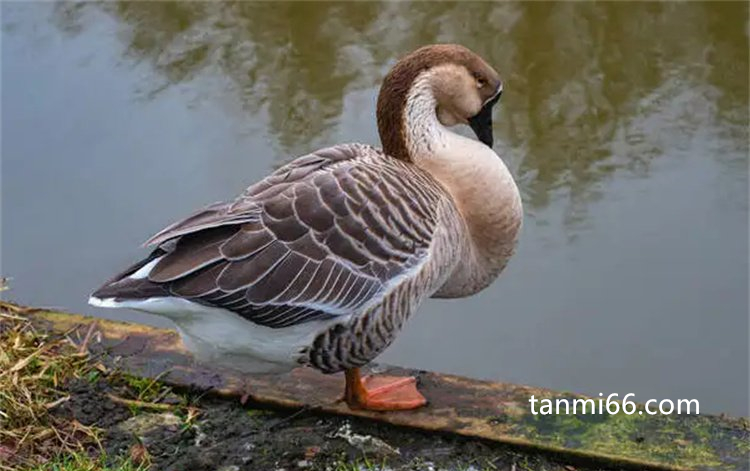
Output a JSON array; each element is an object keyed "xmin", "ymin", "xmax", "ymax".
[
  {"xmin": 219, "ymin": 225, "xmax": 275, "ymax": 261},
  {"xmin": 92, "ymin": 144, "xmax": 447, "ymax": 329}
]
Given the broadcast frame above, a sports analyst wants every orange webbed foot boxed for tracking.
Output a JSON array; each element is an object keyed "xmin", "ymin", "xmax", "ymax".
[{"xmin": 344, "ymin": 368, "xmax": 427, "ymax": 411}]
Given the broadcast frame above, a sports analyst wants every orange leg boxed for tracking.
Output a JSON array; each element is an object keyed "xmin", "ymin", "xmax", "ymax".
[{"xmin": 344, "ymin": 367, "xmax": 427, "ymax": 411}]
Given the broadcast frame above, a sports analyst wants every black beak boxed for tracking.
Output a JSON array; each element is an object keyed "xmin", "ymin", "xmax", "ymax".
[{"xmin": 468, "ymin": 90, "xmax": 501, "ymax": 148}]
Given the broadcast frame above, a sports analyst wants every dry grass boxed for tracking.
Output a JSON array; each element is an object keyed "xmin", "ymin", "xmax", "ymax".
[{"xmin": 0, "ymin": 301, "xmax": 102, "ymax": 469}]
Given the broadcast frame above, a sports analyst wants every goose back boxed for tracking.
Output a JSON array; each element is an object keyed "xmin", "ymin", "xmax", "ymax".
[{"xmin": 92, "ymin": 144, "xmax": 462, "ymax": 332}]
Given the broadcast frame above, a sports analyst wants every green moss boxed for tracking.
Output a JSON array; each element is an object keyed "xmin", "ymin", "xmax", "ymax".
[
  {"xmin": 580, "ymin": 414, "xmax": 723, "ymax": 468},
  {"xmin": 516, "ymin": 402, "xmax": 727, "ymax": 469},
  {"xmin": 732, "ymin": 435, "xmax": 750, "ymax": 455}
]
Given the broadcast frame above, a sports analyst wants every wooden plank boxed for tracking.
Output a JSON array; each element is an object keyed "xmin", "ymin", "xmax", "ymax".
[{"xmin": 13, "ymin": 305, "xmax": 749, "ymax": 471}]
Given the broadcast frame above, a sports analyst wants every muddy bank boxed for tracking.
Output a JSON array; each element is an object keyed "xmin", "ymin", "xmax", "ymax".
[{"xmin": 51, "ymin": 375, "xmax": 614, "ymax": 471}]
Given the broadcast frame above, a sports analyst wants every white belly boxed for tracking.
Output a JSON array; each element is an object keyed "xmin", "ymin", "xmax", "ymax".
[{"xmin": 89, "ymin": 295, "xmax": 347, "ymax": 374}]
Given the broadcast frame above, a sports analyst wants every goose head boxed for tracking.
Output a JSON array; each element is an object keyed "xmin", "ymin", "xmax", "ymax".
[{"xmin": 376, "ymin": 44, "xmax": 502, "ymax": 161}]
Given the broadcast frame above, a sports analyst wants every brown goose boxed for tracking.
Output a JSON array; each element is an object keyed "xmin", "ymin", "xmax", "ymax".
[{"xmin": 90, "ymin": 44, "xmax": 523, "ymax": 411}]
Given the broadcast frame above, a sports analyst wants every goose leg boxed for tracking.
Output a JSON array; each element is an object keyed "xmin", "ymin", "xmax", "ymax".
[{"xmin": 344, "ymin": 367, "xmax": 426, "ymax": 411}]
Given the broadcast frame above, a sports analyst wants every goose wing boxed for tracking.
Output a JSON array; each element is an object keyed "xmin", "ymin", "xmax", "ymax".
[{"xmin": 92, "ymin": 144, "xmax": 445, "ymax": 329}]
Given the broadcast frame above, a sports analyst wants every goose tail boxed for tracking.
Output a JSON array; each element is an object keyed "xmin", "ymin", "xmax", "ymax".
[{"xmin": 88, "ymin": 250, "xmax": 169, "ymax": 309}]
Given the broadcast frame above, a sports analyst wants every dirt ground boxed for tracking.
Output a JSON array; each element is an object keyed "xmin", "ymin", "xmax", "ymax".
[{"xmin": 49, "ymin": 375, "xmax": 624, "ymax": 471}]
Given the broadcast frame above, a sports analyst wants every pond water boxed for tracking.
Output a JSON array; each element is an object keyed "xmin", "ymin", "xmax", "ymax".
[{"xmin": 2, "ymin": 2, "xmax": 747, "ymax": 416}]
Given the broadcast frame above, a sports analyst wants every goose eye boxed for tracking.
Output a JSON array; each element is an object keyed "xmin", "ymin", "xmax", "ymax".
[{"xmin": 472, "ymin": 72, "xmax": 486, "ymax": 88}]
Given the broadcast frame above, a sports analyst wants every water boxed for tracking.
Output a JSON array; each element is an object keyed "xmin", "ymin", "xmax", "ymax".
[{"xmin": 2, "ymin": 2, "xmax": 747, "ymax": 416}]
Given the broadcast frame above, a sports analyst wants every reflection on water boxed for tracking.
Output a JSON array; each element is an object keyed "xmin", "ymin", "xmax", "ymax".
[
  {"xmin": 51, "ymin": 2, "xmax": 749, "ymax": 218},
  {"xmin": 3, "ymin": 2, "xmax": 748, "ymax": 415}
]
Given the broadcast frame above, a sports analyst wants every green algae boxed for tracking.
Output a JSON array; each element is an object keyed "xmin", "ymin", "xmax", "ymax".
[{"xmin": 513, "ymin": 395, "xmax": 747, "ymax": 470}]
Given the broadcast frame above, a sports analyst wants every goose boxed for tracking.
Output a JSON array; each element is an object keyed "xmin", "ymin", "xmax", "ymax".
[{"xmin": 89, "ymin": 44, "xmax": 523, "ymax": 411}]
